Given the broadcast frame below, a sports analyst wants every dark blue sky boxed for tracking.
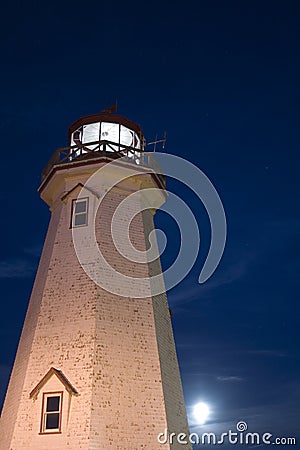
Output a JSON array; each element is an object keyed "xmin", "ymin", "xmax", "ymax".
[{"xmin": 1, "ymin": 0, "xmax": 299, "ymax": 446}]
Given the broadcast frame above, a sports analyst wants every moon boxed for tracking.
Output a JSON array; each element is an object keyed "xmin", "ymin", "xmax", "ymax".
[{"xmin": 194, "ymin": 402, "xmax": 209, "ymax": 424}]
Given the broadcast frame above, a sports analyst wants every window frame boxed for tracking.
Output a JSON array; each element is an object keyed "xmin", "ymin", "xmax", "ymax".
[
  {"xmin": 40, "ymin": 391, "xmax": 63, "ymax": 434},
  {"xmin": 71, "ymin": 197, "xmax": 89, "ymax": 228}
]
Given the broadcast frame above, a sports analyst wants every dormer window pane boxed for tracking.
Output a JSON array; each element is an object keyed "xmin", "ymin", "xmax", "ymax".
[
  {"xmin": 47, "ymin": 396, "xmax": 60, "ymax": 412},
  {"xmin": 75, "ymin": 201, "xmax": 87, "ymax": 214},
  {"xmin": 46, "ymin": 412, "xmax": 59, "ymax": 429}
]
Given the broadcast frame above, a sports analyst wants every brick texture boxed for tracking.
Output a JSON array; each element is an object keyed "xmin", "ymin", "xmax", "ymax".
[{"xmin": 0, "ymin": 158, "xmax": 191, "ymax": 450}]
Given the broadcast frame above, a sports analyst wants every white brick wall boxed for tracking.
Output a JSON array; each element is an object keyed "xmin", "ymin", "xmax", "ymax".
[{"xmin": 0, "ymin": 159, "xmax": 191, "ymax": 450}]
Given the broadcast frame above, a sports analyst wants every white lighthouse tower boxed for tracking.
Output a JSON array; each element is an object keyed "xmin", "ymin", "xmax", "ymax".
[{"xmin": 0, "ymin": 110, "xmax": 191, "ymax": 449}]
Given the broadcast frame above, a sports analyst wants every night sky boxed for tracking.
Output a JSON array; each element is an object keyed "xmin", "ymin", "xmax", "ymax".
[{"xmin": 1, "ymin": 1, "xmax": 299, "ymax": 447}]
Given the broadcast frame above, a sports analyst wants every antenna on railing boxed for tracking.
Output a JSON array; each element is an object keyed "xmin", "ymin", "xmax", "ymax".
[{"xmin": 147, "ymin": 132, "xmax": 167, "ymax": 151}]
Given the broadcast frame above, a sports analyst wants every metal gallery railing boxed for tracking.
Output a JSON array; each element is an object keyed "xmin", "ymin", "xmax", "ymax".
[{"xmin": 41, "ymin": 140, "xmax": 166, "ymax": 187}]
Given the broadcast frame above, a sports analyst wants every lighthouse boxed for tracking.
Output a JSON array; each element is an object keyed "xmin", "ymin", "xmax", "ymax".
[{"xmin": 0, "ymin": 111, "xmax": 191, "ymax": 449}]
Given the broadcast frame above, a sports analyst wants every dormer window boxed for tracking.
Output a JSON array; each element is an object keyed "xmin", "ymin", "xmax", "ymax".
[
  {"xmin": 72, "ymin": 198, "xmax": 88, "ymax": 227},
  {"xmin": 29, "ymin": 367, "xmax": 78, "ymax": 437},
  {"xmin": 40, "ymin": 392, "xmax": 63, "ymax": 434}
]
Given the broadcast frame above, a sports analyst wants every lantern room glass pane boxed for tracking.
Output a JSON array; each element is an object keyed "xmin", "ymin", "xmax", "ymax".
[
  {"xmin": 82, "ymin": 123, "xmax": 100, "ymax": 144},
  {"xmin": 101, "ymin": 122, "xmax": 120, "ymax": 143}
]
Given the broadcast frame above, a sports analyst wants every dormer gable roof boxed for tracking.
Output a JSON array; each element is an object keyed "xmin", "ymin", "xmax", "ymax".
[
  {"xmin": 61, "ymin": 182, "xmax": 99, "ymax": 203},
  {"xmin": 29, "ymin": 367, "xmax": 79, "ymax": 399}
]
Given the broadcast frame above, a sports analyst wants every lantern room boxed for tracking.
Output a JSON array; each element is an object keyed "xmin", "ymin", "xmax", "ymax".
[
  {"xmin": 68, "ymin": 111, "xmax": 144, "ymax": 158},
  {"xmin": 41, "ymin": 110, "xmax": 161, "ymax": 183}
]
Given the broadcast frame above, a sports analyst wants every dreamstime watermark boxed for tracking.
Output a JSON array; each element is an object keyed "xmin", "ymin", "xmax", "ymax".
[
  {"xmin": 72, "ymin": 153, "xmax": 227, "ymax": 297},
  {"xmin": 157, "ymin": 421, "xmax": 297, "ymax": 446}
]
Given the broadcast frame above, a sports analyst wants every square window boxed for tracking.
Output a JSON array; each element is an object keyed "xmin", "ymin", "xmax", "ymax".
[
  {"xmin": 72, "ymin": 198, "xmax": 88, "ymax": 227},
  {"xmin": 40, "ymin": 392, "xmax": 63, "ymax": 434}
]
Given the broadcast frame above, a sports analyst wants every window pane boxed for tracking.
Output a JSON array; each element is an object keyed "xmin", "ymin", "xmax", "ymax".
[
  {"xmin": 75, "ymin": 201, "xmax": 87, "ymax": 214},
  {"xmin": 46, "ymin": 396, "xmax": 60, "ymax": 412},
  {"xmin": 46, "ymin": 412, "xmax": 60, "ymax": 429},
  {"xmin": 74, "ymin": 213, "xmax": 87, "ymax": 226}
]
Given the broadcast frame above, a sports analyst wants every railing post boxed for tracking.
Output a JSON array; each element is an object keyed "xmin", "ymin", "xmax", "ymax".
[{"xmin": 42, "ymin": 140, "xmax": 165, "ymax": 185}]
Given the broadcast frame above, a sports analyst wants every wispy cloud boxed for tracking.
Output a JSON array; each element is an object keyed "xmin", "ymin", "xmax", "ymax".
[
  {"xmin": 247, "ymin": 349, "xmax": 286, "ymax": 357},
  {"xmin": 168, "ymin": 217, "xmax": 300, "ymax": 307},
  {"xmin": 0, "ymin": 242, "xmax": 41, "ymax": 279},
  {"xmin": 23, "ymin": 244, "xmax": 42, "ymax": 258},
  {"xmin": 169, "ymin": 258, "xmax": 249, "ymax": 305},
  {"xmin": 0, "ymin": 259, "xmax": 36, "ymax": 279},
  {"xmin": 216, "ymin": 375, "xmax": 244, "ymax": 382}
]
